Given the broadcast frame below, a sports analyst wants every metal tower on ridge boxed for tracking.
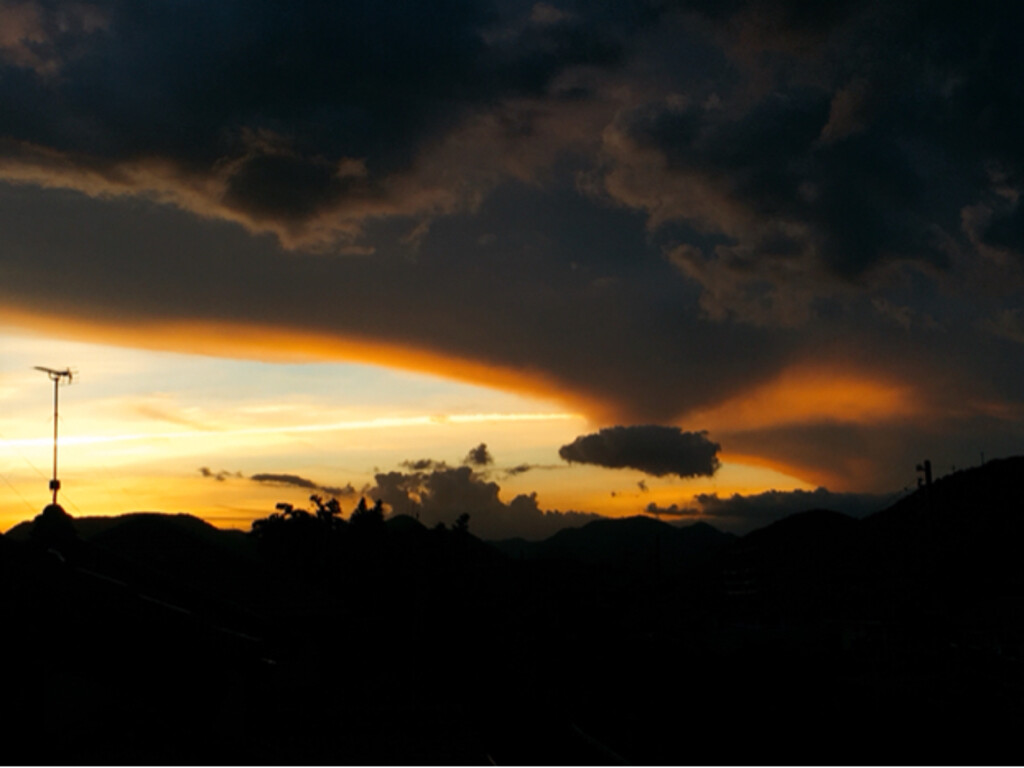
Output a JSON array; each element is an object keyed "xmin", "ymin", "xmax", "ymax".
[{"xmin": 34, "ymin": 366, "xmax": 74, "ymax": 505}]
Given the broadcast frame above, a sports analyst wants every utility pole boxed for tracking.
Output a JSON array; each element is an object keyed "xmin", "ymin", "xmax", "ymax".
[
  {"xmin": 34, "ymin": 366, "xmax": 74, "ymax": 506},
  {"xmin": 915, "ymin": 459, "xmax": 932, "ymax": 489}
]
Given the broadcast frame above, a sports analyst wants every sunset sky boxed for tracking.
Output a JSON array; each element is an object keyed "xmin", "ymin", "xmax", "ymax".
[{"xmin": 1, "ymin": 0, "xmax": 1022, "ymax": 537}]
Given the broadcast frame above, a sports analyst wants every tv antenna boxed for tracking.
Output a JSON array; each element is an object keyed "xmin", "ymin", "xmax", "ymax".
[{"xmin": 34, "ymin": 366, "xmax": 75, "ymax": 506}]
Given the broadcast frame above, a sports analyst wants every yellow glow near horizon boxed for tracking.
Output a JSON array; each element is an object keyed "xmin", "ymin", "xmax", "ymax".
[
  {"xmin": 0, "ymin": 407, "xmax": 592, "ymax": 530},
  {"xmin": 0, "ymin": 456, "xmax": 814, "ymax": 534},
  {"xmin": 0, "ymin": 324, "xmax": 602, "ymax": 532},
  {"xmin": 541, "ymin": 459, "xmax": 814, "ymax": 519},
  {"xmin": 0, "ymin": 411, "xmax": 582, "ymax": 450},
  {"xmin": 0, "ymin": 323, "xmax": 863, "ymax": 536}
]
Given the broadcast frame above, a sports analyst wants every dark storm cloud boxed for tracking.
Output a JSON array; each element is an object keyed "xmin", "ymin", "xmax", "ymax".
[
  {"xmin": 594, "ymin": 1, "xmax": 1024, "ymax": 325},
  {"xmin": 606, "ymin": 87, "xmax": 950, "ymax": 329},
  {"xmin": 1, "ymin": 0, "xmax": 1023, "ymax": 491},
  {"xmin": 250, "ymin": 473, "xmax": 356, "ymax": 498},
  {"xmin": 6, "ymin": 0, "xmax": 1024, "ymax": 270},
  {"xmin": 1, "ymin": 1, "xmax": 490, "ymax": 164},
  {"xmin": 559, "ymin": 426, "xmax": 720, "ymax": 478},
  {"xmin": 0, "ymin": 0, "xmax": 634, "ymax": 245},
  {"xmin": 630, "ymin": 88, "xmax": 933, "ymax": 275},
  {"xmin": 982, "ymin": 309, "xmax": 1024, "ymax": 345},
  {"xmin": 368, "ymin": 462, "xmax": 598, "ymax": 540},
  {"xmin": 645, "ymin": 486, "xmax": 896, "ymax": 533}
]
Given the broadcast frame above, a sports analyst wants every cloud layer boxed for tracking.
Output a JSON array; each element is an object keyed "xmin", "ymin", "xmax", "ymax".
[
  {"xmin": 647, "ymin": 486, "xmax": 899, "ymax": 534},
  {"xmin": 2, "ymin": 0, "xmax": 1023, "ymax": 490}
]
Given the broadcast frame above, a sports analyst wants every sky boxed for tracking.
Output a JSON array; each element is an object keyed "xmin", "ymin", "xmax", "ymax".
[{"xmin": 1, "ymin": 0, "xmax": 1022, "ymax": 537}]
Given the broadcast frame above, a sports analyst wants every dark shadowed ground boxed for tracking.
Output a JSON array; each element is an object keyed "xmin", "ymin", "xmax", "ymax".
[{"xmin": 1, "ymin": 459, "xmax": 1022, "ymax": 764}]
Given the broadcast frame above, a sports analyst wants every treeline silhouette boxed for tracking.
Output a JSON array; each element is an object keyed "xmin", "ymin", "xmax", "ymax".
[{"xmin": 0, "ymin": 458, "xmax": 1022, "ymax": 764}]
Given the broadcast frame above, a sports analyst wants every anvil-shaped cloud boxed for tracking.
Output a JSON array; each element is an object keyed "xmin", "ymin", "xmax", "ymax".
[{"xmin": 1, "ymin": 0, "xmax": 1022, "ymax": 492}]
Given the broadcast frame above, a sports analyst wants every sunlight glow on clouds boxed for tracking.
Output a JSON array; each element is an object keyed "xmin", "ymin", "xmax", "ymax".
[
  {"xmin": 0, "ymin": 327, "xmax": 593, "ymax": 529},
  {"xmin": 1, "ymin": 1, "xmax": 1022, "ymax": 532},
  {"xmin": 1, "ymin": 412, "xmax": 582, "ymax": 450},
  {"xmin": 0, "ymin": 324, "xmax": 808, "ymax": 534},
  {"xmin": 683, "ymin": 364, "xmax": 922, "ymax": 432}
]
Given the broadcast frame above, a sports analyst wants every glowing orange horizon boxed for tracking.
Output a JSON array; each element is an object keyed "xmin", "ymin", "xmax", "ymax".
[
  {"xmin": 0, "ymin": 309, "xmax": 943, "ymax": 495},
  {"xmin": 0, "ymin": 307, "xmax": 617, "ymax": 420},
  {"xmin": 717, "ymin": 451, "xmax": 845, "ymax": 491}
]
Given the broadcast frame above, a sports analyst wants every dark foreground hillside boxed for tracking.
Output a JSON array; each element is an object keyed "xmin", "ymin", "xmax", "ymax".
[{"xmin": 1, "ymin": 459, "xmax": 1022, "ymax": 764}]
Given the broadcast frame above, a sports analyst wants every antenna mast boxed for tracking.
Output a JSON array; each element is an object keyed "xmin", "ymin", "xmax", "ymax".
[{"xmin": 34, "ymin": 366, "xmax": 74, "ymax": 506}]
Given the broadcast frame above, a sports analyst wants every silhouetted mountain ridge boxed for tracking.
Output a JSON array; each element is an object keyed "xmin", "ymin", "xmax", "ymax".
[
  {"xmin": 865, "ymin": 456, "xmax": 1024, "ymax": 535},
  {"xmin": 492, "ymin": 514, "xmax": 736, "ymax": 581},
  {"xmin": 1, "ymin": 457, "xmax": 1021, "ymax": 764},
  {"xmin": 741, "ymin": 507, "xmax": 858, "ymax": 544},
  {"xmin": 6, "ymin": 510, "xmax": 242, "ymax": 546}
]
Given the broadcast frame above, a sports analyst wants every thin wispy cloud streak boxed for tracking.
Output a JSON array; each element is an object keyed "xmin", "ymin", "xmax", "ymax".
[{"xmin": 0, "ymin": 411, "xmax": 580, "ymax": 448}]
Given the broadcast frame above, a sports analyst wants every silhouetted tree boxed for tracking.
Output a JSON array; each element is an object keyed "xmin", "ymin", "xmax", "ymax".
[
  {"xmin": 250, "ymin": 496, "xmax": 345, "ymax": 572},
  {"xmin": 311, "ymin": 494, "xmax": 345, "ymax": 531},
  {"xmin": 453, "ymin": 513, "xmax": 471, "ymax": 535},
  {"xmin": 349, "ymin": 497, "xmax": 384, "ymax": 530}
]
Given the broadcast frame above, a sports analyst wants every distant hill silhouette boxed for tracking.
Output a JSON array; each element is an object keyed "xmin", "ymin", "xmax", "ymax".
[
  {"xmin": 864, "ymin": 456, "xmax": 1024, "ymax": 544},
  {"xmin": 493, "ymin": 514, "xmax": 735, "ymax": 581},
  {"xmin": 742, "ymin": 505, "xmax": 858, "ymax": 544},
  {"xmin": 8, "ymin": 510, "xmax": 246, "ymax": 545},
  {"xmin": 720, "ymin": 508, "xmax": 862, "ymax": 619},
  {"xmin": 384, "ymin": 512, "xmax": 428, "ymax": 534},
  {"xmin": 852, "ymin": 457, "xmax": 1024, "ymax": 630}
]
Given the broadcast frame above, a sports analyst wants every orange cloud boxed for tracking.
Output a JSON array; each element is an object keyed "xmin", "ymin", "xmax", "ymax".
[
  {"xmin": 675, "ymin": 364, "xmax": 933, "ymax": 490},
  {"xmin": 717, "ymin": 449, "xmax": 870, "ymax": 492},
  {"xmin": 683, "ymin": 364, "xmax": 922, "ymax": 433},
  {"xmin": 0, "ymin": 307, "xmax": 615, "ymax": 420}
]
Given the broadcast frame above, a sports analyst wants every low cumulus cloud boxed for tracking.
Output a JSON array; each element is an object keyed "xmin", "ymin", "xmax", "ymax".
[
  {"xmin": 463, "ymin": 442, "xmax": 493, "ymax": 467},
  {"xmin": 647, "ymin": 487, "xmax": 899, "ymax": 534},
  {"xmin": 559, "ymin": 426, "xmax": 721, "ymax": 478},
  {"xmin": 367, "ymin": 461, "xmax": 598, "ymax": 541}
]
